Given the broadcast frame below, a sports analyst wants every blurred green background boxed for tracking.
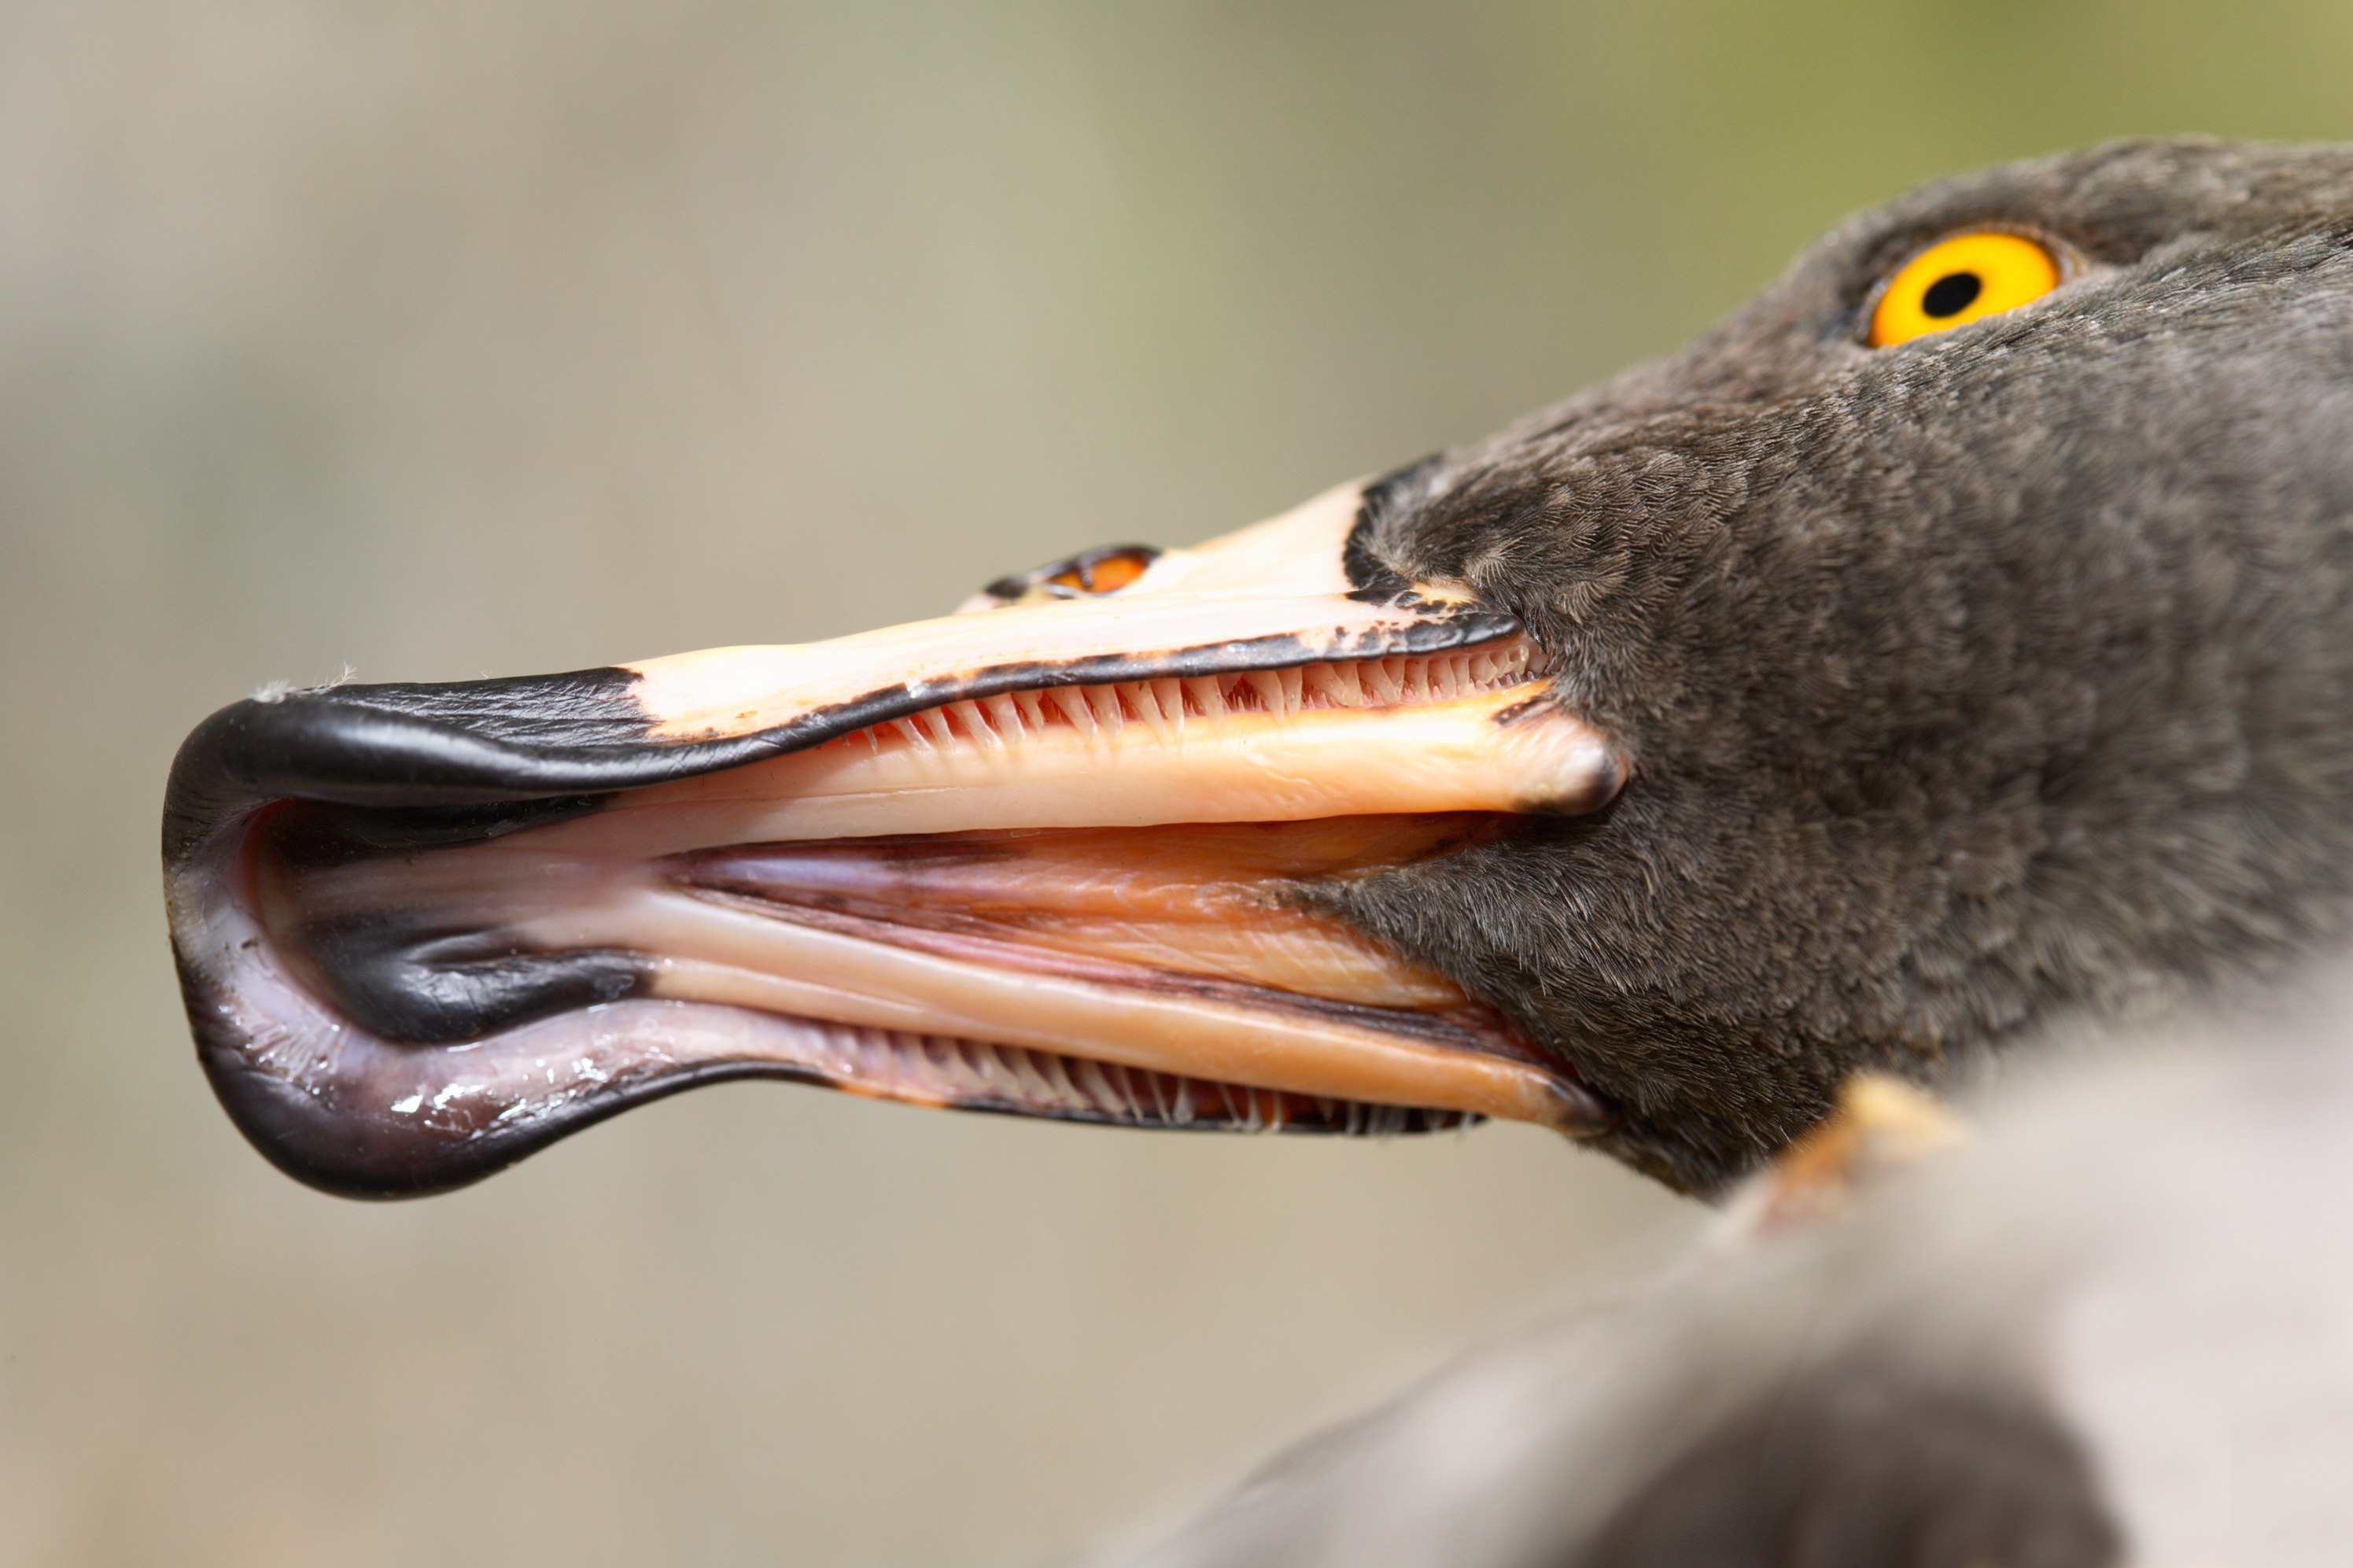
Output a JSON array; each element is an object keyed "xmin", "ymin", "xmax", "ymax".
[{"xmin": 3, "ymin": 3, "xmax": 2347, "ymax": 1563}]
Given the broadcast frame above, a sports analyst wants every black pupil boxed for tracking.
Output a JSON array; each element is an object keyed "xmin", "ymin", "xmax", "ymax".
[{"xmin": 1921, "ymin": 271, "xmax": 1983, "ymax": 318}]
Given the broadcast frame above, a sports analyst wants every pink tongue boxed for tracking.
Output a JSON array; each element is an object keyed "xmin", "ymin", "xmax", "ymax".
[{"xmin": 669, "ymin": 817, "xmax": 1494, "ymax": 1008}]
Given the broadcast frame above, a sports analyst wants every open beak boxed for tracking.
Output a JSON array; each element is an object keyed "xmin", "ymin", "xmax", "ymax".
[{"xmin": 164, "ymin": 481, "xmax": 1624, "ymax": 1197}]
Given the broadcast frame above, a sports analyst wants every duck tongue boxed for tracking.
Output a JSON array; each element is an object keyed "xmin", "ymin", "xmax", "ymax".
[{"xmin": 165, "ymin": 481, "xmax": 1621, "ymax": 1197}]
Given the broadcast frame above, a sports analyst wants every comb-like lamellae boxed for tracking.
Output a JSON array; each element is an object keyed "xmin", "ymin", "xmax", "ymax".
[{"xmin": 769, "ymin": 1024, "xmax": 1479, "ymax": 1134}]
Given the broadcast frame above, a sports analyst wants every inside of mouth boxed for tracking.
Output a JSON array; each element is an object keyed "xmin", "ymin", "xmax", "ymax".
[
  {"xmin": 573, "ymin": 637, "xmax": 1586, "ymax": 848},
  {"xmin": 247, "ymin": 637, "xmax": 1605, "ymax": 1138}
]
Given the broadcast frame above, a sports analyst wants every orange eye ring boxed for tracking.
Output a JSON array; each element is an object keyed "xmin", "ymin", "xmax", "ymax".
[{"xmin": 1868, "ymin": 231, "xmax": 2063, "ymax": 348}]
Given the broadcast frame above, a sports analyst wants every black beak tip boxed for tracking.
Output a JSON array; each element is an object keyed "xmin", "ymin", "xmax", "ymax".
[{"xmin": 183, "ymin": 950, "xmax": 815, "ymax": 1200}]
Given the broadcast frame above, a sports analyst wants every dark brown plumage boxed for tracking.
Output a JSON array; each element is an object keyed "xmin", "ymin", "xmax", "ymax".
[
  {"xmin": 1329, "ymin": 138, "xmax": 2353, "ymax": 1190},
  {"xmin": 1123, "ymin": 138, "xmax": 2353, "ymax": 1568}
]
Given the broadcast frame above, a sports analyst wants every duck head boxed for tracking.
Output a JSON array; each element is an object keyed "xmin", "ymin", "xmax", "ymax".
[{"xmin": 164, "ymin": 138, "xmax": 2353, "ymax": 1197}]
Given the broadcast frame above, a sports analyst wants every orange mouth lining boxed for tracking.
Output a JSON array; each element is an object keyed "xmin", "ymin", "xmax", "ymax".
[{"xmin": 253, "ymin": 807, "xmax": 1598, "ymax": 1138}]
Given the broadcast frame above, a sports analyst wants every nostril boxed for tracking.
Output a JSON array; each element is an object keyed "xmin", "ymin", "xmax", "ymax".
[
  {"xmin": 1047, "ymin": 547, "xmax": 1153, "ymax": 595},
  {"xmin": 983, "ymin": 544, "xmax": 1160, "ymax": 604}
]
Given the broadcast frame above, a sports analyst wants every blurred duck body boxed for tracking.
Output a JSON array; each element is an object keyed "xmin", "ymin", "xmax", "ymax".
[{"xmin": 1130, "ymin": 991, "xmax": 2353, "ymax": 1568}]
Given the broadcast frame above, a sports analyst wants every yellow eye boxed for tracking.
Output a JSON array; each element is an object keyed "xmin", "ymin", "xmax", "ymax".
[{"xmin": 1867, "ymin": 231, "xmax": 2062, "ymax": 348}]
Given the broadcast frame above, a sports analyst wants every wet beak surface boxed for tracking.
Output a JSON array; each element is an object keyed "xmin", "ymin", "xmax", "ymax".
[{"xmin": 165, "ymin": 482, "xmax": 1622, "ymax": 1197}]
